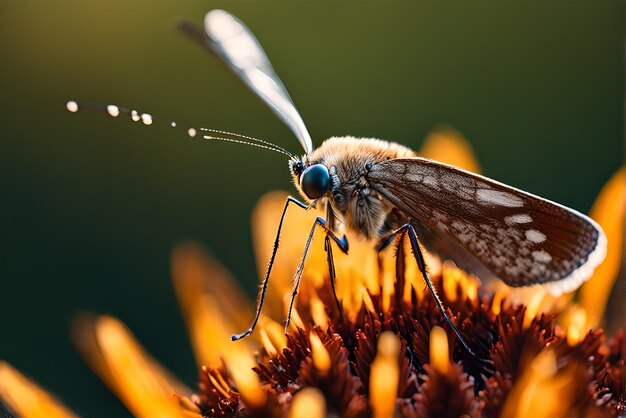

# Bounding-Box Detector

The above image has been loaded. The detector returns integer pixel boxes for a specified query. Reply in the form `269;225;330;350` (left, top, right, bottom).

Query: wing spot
525;229;547;244
532;250;552;263
505;214;533;225
476;189;524;208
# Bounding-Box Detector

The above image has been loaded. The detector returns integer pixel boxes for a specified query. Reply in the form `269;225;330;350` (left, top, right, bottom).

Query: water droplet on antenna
188;128;197;138
66;101;79;113
131;110;140;122
106;105;120;117
141;113;153;125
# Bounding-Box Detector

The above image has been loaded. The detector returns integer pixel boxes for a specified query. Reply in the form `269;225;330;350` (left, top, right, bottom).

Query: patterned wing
367;158;606;295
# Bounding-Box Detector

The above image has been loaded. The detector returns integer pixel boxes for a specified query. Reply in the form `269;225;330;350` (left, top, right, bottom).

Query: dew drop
170;122;176;127
106;105;120;117
187;128;197;138
141;113;153;125
66;101;79;113
131;110;140;122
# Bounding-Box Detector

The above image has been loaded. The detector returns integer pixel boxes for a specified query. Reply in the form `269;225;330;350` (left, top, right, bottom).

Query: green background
1;1;623;416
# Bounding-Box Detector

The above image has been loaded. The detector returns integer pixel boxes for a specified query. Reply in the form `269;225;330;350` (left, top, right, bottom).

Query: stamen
566;306;588;346
260;318;287;352
443;263;459;302
429;326;450;374
370;332;400;418
360;286;376;313
288;387;326;418
309;332;331;372
225;351;266;409
310;293;329;329
259;328;278;356
523;288;546;330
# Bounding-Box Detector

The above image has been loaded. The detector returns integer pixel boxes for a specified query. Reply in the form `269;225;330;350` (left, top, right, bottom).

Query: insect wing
179;10;312;154
367;158;607;296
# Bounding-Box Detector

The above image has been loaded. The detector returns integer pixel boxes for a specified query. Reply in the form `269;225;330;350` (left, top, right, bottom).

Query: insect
67;9;606;356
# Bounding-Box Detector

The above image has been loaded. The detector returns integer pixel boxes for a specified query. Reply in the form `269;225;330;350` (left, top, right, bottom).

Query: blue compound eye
300;164;330;199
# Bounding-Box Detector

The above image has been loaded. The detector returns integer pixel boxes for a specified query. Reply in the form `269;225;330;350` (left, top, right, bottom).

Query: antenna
65;100;297;159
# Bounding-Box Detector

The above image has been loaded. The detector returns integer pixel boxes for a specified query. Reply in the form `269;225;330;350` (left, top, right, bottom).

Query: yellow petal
0;361;75;418
419;125;481;173
170;243;254;368
579;167;625;327
369;332;400;418
171;243;252;333
288;387;326;418
73;315;191;418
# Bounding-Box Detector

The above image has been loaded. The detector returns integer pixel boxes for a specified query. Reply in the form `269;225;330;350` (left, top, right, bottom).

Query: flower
0;127;624;417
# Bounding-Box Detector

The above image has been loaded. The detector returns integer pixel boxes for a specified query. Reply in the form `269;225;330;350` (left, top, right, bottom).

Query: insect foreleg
324;204;346;320
380;222;477;357
285;216;348;333
231;196;308;341
324;234;344;320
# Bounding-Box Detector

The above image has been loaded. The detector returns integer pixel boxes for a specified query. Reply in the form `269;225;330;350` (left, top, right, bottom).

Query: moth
67;10;606;355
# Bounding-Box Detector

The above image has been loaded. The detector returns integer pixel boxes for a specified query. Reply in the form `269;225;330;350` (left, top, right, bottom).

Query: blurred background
0;1;623;416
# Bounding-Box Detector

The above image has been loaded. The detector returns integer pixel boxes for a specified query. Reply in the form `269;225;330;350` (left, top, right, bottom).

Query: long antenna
65;100;296;159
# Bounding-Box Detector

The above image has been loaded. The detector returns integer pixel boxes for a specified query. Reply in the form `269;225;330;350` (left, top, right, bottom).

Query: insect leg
325;204;345;319
231;196;307;341
285;217;348;333
324;235;344;320
380;223;477;357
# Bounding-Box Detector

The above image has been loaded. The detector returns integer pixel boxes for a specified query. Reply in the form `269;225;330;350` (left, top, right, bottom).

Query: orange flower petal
419;125;481;173
171;243;253;333
170;243;255;368
73;315;193;418
579;167;625;327
0;361;75;418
